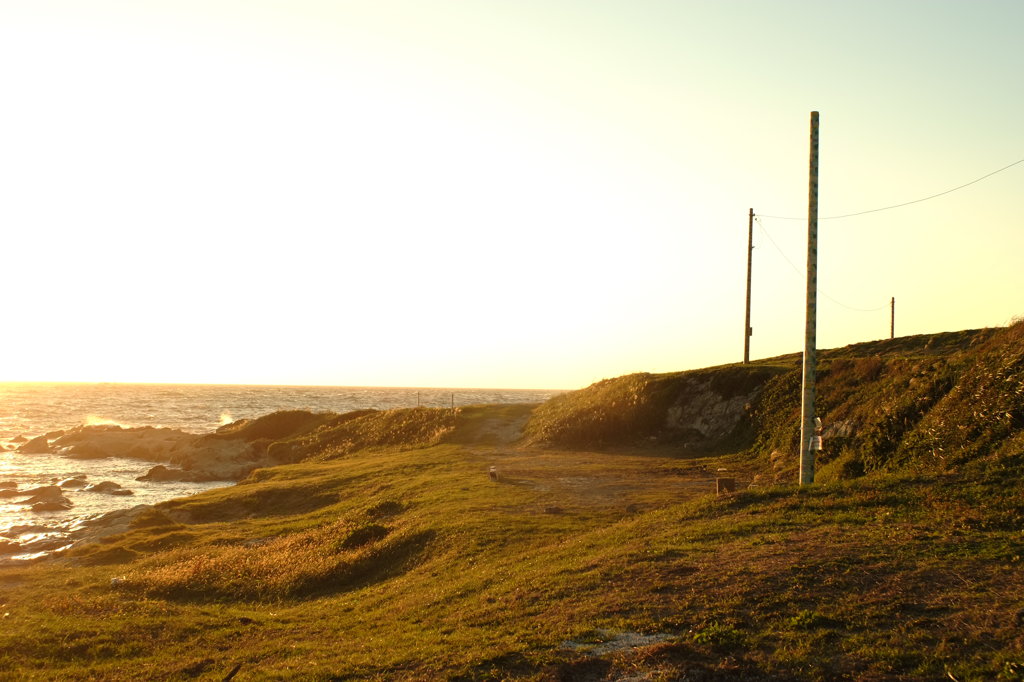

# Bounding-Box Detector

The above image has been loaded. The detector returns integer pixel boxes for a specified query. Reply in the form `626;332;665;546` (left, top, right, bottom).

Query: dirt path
473;447;752;513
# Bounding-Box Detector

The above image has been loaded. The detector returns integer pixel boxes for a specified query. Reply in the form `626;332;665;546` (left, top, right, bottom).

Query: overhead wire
754;217;889;313
757;157;1024;221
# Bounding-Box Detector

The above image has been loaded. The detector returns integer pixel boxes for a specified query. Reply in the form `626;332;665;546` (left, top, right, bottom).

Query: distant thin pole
890;297;895;339
744;208;754;364
799;111;820;487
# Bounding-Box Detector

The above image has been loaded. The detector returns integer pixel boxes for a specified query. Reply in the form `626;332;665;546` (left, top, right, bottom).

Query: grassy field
2;326;1023;680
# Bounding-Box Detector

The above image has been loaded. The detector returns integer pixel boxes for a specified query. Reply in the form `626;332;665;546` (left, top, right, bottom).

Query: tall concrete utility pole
799;111;820;486
744;208;754;364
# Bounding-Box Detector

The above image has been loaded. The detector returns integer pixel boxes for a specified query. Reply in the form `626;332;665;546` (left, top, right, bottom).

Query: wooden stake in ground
744;207;754;364
891;296;895;339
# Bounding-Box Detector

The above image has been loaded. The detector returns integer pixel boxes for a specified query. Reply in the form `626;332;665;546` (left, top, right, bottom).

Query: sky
1;0;1022;389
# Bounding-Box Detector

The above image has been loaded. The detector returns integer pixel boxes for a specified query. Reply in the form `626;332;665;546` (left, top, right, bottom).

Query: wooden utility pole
744;208;754;364
890;297;895;339
799;111;820;487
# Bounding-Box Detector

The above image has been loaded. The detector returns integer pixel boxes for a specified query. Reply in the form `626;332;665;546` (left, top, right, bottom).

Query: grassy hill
1;324;1023;680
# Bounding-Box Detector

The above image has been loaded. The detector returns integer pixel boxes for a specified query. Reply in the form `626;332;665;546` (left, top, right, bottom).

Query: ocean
0;383;561;559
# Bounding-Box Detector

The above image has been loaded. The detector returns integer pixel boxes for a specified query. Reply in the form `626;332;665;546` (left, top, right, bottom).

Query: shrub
691;621;743;649
270;408;457;463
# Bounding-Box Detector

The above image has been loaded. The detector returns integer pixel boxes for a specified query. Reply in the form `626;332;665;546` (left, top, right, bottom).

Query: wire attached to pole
754;217;889;312
758;157;1024;221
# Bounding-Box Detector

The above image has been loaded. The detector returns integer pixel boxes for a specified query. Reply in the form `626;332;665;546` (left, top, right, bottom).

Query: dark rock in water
75;480;134;496
136;465;178;482
0;489;24;499
136;464;216;482
125;444;154;460
66;443;111;459
0;539;21;555
16;485;65;502
57;476;88;489
47;421;280;482
83;481;126;494
17;486;74;512
11;435;27;444
0;480;17;490
19;435;52;454
44;430;66;440
31;500;73;512
53;425;196;463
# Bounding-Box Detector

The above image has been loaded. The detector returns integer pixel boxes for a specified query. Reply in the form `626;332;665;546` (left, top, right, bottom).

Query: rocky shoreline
2;415;305;562
0;503;154;561
13;421;281;481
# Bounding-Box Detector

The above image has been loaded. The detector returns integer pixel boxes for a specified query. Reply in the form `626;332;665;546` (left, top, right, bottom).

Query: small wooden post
890;297;895;339
744;208;754;364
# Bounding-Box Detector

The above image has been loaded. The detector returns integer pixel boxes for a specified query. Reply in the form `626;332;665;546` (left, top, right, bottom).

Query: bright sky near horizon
1;0;1022;389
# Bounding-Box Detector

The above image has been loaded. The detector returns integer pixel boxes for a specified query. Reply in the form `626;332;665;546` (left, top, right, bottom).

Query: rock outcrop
136;465;221;483
33;413;332;482
18;435;52;454
522;364;780;450
15;485;65;501
662;375;758;443
83;481;133;496
67;505;152;546
16;486;73;512
38;425;254;480
10;411;351;490
54;425;195;461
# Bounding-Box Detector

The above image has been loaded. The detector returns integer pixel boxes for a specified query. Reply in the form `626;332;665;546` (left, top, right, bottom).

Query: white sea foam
83;415;135;429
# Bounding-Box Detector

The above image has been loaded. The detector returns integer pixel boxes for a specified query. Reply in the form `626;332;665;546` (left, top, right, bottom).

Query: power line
754;217;888;313
820;292;889;313
758;157;1024;221
754;216;802;275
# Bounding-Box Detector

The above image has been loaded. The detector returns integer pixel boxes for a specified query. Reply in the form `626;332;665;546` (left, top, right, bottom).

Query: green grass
2;323;1024;680
3;438;1023;680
